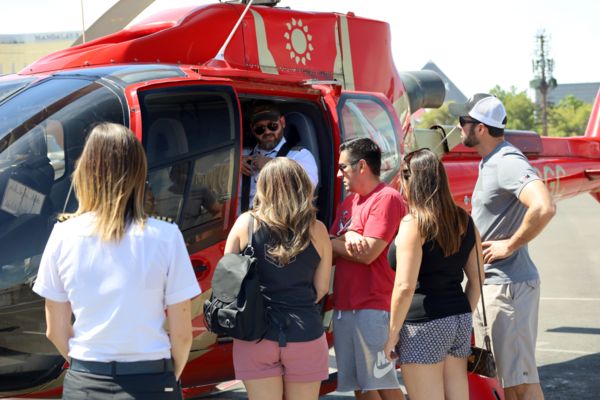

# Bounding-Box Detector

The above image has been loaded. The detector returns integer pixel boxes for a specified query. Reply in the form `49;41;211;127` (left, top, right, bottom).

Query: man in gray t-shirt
450;94;555;400
472;142;541;284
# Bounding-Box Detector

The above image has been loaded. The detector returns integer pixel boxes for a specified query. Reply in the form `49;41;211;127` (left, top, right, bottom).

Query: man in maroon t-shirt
330;138;405;400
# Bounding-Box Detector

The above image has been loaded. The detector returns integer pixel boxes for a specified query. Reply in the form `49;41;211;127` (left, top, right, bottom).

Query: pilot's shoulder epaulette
56;214;75;223
150;215;174;224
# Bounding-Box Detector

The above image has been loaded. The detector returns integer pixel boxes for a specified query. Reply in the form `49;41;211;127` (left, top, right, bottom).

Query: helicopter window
52;65;186;85
0;120;64;184
0;79;90;141
141;90;236;168
149;161;188;223
0;77;124;293
338;96;400;183
148;147;233;231
0;76;36;104
110;66;186;84
146;118;189;165
180;148;232;230
140;86;239;248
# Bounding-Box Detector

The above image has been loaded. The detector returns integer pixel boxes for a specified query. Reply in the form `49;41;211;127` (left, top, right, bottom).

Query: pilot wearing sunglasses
239;101;318;212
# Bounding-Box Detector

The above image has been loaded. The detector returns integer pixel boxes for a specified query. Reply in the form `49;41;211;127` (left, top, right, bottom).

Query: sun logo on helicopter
284;18;314;65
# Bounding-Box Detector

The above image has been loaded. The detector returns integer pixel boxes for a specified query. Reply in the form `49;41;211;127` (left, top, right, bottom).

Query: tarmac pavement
530;194;600;399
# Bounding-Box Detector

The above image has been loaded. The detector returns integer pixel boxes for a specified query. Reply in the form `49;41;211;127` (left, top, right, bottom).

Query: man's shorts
333;309;401;392
473;279;541;388
395;313;472;364
232;334;329;383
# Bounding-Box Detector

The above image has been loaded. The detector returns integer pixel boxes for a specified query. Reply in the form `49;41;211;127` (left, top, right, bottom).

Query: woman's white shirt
33;214;201;362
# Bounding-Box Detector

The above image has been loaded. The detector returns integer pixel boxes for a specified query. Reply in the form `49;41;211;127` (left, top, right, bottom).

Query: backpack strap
241;174;251;212
243;214;255;256
276;140;296;157
241;149;254;212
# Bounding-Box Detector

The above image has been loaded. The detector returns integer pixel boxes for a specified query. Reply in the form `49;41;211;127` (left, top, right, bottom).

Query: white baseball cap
449;93;507;129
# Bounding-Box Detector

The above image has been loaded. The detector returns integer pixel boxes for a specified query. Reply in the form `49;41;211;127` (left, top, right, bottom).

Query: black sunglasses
459;116;481;127
402;148;429;180
253;121;280;135
338;159;360;172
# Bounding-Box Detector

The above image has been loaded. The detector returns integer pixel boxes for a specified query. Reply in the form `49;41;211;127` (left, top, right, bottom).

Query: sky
0;0;598;97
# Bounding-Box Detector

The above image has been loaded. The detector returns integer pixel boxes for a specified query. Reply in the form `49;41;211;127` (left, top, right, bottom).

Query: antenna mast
215;0;254;60
530;30;557;136
80;0;86;44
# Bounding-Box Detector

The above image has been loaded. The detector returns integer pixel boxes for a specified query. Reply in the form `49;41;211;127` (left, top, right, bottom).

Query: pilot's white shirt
239;137;319;212
33;213;201;362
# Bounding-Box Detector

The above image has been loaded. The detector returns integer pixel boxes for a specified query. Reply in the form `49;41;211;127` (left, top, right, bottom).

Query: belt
70;358;174;376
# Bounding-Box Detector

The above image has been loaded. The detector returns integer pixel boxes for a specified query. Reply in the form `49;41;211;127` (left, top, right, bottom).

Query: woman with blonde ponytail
225;157;332;400
33;123;200;399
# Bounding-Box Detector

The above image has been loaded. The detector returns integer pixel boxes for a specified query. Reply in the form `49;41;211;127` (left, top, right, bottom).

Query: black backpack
203;215;269;341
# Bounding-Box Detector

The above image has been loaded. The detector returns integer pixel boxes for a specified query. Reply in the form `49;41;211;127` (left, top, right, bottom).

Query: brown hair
252;157;317;265
71;123;147;241
402;149;468;256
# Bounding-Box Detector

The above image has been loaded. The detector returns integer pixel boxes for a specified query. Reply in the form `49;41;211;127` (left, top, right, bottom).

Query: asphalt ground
13;194;599;400
204;194;600;400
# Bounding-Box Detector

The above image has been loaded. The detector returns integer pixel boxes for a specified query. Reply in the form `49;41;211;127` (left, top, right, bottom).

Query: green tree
547;95;592;137
414;85;591;138
415;103;456;128
490;86;537;131
417;86;538;132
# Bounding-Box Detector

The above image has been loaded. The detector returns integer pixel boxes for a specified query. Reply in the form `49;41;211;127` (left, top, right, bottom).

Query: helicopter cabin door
335;92;403;187
137;83;241;376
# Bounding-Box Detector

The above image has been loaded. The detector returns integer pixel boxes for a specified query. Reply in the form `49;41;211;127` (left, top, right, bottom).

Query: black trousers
63;369;182;400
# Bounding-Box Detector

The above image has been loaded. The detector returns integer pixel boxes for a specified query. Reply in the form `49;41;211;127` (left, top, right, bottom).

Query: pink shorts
233;334;329;383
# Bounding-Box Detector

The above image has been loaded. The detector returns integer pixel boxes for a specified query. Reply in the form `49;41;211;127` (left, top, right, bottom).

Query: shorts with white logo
395;313;472;365
333;309;401;392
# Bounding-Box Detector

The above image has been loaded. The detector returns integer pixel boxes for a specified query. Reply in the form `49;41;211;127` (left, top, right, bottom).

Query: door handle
190;256;211;281
191;259;210;280
193;264;208;273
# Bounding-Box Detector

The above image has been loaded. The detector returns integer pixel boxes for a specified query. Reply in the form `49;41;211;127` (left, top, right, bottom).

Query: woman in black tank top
383;149;484;400
224;158;332;400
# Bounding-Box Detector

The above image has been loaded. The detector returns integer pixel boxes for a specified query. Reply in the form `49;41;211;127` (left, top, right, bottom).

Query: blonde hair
252;158;316;265
71;123;147;241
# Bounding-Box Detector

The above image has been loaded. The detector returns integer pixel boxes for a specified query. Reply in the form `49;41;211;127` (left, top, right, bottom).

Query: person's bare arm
464;227;484;312
331;232;389;265
44;299;73;361
384;216;422;361
167;299;193;380
224;212;252;254
482;180;556;263
311;220;333;302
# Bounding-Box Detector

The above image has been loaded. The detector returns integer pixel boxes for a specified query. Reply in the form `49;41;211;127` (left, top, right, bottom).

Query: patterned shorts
395;313;472;365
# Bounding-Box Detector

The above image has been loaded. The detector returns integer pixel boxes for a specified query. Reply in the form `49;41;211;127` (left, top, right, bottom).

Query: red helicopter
1;1;600;398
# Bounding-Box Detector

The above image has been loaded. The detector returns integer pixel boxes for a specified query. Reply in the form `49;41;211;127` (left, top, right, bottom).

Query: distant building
536;82;600;106
421;61;467;104
0;32;79;75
